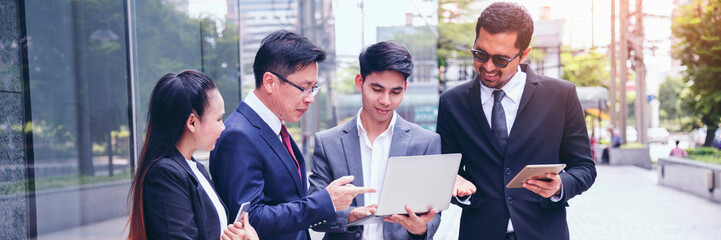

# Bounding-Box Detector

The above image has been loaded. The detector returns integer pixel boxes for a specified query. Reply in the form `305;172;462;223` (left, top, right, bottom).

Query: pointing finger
349;186;376;195
332;176;355;186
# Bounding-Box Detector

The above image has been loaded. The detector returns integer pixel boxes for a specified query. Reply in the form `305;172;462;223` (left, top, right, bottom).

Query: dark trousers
505;232;516;240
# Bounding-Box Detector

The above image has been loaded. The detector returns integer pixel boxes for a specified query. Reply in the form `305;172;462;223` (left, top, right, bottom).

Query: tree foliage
672;0;721;146
560;48;609;87
437;0;478;68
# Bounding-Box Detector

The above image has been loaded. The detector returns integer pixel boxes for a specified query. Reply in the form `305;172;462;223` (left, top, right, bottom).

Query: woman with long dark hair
126;70;258;240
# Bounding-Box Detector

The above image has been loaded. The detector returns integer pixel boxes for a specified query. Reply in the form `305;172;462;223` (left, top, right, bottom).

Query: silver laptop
347;153;462;226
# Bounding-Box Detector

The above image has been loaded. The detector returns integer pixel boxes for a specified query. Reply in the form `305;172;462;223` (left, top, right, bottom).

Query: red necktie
280;123;302;181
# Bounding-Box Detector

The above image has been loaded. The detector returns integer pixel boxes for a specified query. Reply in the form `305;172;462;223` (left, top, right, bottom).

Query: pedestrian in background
669;140;688;157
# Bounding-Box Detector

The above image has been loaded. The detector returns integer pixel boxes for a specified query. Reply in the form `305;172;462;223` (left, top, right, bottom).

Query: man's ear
186;113;198;133
355;73;364;92
519;47;532;63
262;72;276;94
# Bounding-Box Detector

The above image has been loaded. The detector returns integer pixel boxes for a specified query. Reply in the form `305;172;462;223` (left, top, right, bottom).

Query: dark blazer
143;149;226;240
210;101;336;240
437;64;596;240
308;116;442;240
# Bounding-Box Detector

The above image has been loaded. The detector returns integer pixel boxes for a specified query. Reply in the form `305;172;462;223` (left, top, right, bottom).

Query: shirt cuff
550;184;564;202
455;195;472;205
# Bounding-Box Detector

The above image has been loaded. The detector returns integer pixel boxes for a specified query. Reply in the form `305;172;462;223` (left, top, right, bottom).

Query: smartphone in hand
235;202;251;223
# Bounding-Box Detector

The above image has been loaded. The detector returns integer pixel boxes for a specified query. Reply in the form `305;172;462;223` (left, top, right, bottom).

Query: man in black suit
437;2;596;240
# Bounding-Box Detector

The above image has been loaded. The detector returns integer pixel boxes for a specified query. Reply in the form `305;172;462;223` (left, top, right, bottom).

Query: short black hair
475;2;534;50
253;30;327;88
358;41;413;81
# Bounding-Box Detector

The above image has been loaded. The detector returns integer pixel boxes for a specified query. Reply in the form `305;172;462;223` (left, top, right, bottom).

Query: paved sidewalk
566;165;721;239
312;165;721;239
39;166;721;239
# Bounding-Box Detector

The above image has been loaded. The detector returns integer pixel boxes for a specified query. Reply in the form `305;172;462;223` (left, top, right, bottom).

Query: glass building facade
0;0;437;239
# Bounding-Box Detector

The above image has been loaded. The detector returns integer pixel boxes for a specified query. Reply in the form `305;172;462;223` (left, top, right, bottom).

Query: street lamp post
90;23;118;176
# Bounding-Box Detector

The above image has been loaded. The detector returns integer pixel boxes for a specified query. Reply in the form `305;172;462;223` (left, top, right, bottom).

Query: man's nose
482;59;496;72
379;93;391;105
304;93;314;103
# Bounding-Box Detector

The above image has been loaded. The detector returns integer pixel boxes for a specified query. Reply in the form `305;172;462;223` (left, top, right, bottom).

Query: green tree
561;48;609;87
437;0;479;88
658;76;697;131
658;76;685;121
672;0;721;146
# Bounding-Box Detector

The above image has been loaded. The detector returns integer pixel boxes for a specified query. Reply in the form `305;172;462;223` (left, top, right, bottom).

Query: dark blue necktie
492;90;508;151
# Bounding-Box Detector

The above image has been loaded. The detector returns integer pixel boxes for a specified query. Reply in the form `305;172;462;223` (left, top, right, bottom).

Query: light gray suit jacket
308;115;442;240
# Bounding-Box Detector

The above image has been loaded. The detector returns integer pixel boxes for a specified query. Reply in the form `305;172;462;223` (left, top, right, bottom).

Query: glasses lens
491;56;510;68
472;50;489;62
310;85;320;96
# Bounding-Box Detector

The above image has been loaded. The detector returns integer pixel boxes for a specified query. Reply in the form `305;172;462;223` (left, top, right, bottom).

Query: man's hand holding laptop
348;204;377;223
385;206;438;235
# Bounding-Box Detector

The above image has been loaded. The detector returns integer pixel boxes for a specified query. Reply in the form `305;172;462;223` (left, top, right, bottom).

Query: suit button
507;197;513;204
505;168;511;175
355;232;361;238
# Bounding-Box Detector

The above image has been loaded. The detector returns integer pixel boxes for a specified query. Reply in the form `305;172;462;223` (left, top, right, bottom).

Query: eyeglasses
470;49;524;68
268;71;320;97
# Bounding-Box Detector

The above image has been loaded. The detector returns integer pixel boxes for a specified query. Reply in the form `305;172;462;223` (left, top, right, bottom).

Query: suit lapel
196;160;228;213
239;102;304;196
466;77;504;156
340;117;365;205
167;149;198;184
388;117;411;158
515;64;538;125
509;64;539;138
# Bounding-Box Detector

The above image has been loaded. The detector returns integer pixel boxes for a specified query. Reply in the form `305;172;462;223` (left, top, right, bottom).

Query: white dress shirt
185;159;228;234
245;90;283;142
357;108;397;240
458;66;563;233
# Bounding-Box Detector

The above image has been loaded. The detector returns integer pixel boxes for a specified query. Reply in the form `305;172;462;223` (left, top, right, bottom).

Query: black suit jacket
143;149;226;240
437;64;596;240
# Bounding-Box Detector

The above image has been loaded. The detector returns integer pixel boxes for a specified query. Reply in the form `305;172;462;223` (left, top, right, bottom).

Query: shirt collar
356;108;397;139
244;90;282;136
480;65;526;105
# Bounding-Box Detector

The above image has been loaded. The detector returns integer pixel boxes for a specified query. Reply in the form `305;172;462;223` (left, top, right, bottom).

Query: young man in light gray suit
308;41;447;240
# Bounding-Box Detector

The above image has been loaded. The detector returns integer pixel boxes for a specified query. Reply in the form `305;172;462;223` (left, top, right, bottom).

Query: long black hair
126;69;216;240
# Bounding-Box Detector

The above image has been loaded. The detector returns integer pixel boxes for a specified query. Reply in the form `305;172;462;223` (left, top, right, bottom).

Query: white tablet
505;164;566;188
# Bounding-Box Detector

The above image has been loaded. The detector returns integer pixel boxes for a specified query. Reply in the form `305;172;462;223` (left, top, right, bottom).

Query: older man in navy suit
437;3;597;240
210;31;374;240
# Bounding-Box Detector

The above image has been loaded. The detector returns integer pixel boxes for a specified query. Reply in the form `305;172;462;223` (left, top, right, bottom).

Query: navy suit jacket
210;101;336;240
437;64;596;240
143;149;225;240
308;115;442;240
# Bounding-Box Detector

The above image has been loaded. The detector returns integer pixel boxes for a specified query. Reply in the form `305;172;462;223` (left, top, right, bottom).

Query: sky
333;0;438;56
184;0;678;93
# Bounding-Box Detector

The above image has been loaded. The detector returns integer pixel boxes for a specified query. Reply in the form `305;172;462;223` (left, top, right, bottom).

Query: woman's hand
240;213;259;240
221;221;245;240
222;213;259;240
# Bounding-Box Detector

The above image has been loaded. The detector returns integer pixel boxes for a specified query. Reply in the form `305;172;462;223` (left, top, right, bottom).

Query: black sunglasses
268;71;320;97
470;49;524;68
